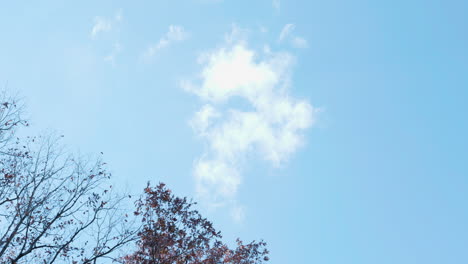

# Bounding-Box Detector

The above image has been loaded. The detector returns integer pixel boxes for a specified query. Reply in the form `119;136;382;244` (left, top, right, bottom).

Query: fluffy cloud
184;30;316;220
194;159;241;204
145;25;189;58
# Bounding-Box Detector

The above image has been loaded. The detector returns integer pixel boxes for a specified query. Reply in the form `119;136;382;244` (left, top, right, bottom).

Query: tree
0;91;27;149
123;183;269;264
0;90;270;263
0;94;136;263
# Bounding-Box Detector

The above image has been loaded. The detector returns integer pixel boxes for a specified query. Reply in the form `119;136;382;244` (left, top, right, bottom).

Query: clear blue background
1;1;467;263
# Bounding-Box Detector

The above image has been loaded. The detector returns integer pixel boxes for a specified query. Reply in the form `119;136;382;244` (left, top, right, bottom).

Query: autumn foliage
123;183;269;264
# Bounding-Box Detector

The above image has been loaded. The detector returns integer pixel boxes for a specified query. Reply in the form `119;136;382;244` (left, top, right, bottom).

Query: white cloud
292;36;308;49
184;28;316;219
231;205;245;223
90;10;123;39
115;9;123;22
279;23;309;49
194;159;241;205
273;0;281;11
224;24;249;44
279;23;295;42
91;17;112;38
190;104;220;137
104;42;122;65
145;25;189;58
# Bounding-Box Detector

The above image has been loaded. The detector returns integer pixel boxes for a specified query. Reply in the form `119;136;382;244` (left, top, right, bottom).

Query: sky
1;0;468;263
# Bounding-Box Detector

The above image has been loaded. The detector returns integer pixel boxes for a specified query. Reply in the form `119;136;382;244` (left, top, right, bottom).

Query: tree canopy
123;183;269;264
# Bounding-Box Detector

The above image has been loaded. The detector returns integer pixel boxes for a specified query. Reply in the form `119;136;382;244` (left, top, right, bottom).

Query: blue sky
1;0;468;263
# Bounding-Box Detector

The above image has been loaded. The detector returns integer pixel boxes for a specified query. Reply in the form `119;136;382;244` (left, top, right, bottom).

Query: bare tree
0;93;137;263
0;90;27;151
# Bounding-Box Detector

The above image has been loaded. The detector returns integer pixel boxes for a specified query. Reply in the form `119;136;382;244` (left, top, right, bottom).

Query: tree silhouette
0;94;137;263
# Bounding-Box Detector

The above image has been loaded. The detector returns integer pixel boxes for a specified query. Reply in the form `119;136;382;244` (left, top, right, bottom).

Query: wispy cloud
231;205;245;223
90;10;122;39
279;24;295;42
104;42;122;66
115;9;123;22
183;27;316;221
279;23;308;49
91;17;112;38
273;0;281;11
144;25;189;58
292;36;308;49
